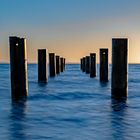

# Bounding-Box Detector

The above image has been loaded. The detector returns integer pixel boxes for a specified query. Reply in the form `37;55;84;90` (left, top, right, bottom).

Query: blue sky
0;0;140;63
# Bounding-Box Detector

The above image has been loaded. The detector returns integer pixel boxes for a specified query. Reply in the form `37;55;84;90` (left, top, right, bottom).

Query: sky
0;0;140;63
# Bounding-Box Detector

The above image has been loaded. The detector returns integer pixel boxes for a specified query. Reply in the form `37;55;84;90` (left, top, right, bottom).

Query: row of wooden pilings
80;38;128;100
38;51;65;82
10;36;66;101
80;49;108;81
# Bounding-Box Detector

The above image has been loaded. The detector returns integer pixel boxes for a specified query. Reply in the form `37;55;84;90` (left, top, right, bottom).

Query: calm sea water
0;64;140;140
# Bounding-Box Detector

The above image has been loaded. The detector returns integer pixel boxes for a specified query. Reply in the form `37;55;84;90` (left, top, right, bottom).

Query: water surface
0;64;140;140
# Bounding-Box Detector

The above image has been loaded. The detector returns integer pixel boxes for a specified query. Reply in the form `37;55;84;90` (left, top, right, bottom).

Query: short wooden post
64;58;66;71
100;49;108;82
85;56;90;74
49;53;56;77
38;49;48;83
56;55;60;74
82;57;86;72
60;57;64;72
90;53;96;77
80;58;83;70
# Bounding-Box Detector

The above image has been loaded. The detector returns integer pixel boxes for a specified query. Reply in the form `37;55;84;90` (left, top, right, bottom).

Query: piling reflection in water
9;101;27;140
111;98;127;111
99;81;109;87
110;98;127;139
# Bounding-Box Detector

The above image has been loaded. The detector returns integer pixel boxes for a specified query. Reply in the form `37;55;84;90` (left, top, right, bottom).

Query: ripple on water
0;64;140;139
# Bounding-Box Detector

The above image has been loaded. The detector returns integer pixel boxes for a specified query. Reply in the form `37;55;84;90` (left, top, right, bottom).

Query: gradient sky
0;0;140;63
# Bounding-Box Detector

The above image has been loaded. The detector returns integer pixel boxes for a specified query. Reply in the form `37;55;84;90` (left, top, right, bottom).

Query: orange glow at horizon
1;34;140;64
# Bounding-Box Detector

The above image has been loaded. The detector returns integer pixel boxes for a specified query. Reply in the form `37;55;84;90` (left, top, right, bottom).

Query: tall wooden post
9;36;28;101
112;38;128;99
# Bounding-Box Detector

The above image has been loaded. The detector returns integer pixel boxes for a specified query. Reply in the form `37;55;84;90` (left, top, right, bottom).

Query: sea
0;64;140;140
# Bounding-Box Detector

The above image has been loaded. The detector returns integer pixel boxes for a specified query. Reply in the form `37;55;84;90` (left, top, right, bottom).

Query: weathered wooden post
82;57;86;72
38;49;48;83
100;49;108;82
60;57;64;72
85;56;90;74
80;58;83;71
90;53;96;78
112;38;128;99
49;53;56;77
56;55;60;74
64;58;66;71
9;36;28;101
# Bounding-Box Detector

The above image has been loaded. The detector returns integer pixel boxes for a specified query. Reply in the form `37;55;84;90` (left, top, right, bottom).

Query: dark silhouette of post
49;53;56;77
56;55;60;74
100;49;108;82
112;38;128;99
90;53;96;77
9;36;28;101
82;57;86;72
80;58;83;70
60;57;64;72
38;49;48;83
64;58;66;70
85;56;90;74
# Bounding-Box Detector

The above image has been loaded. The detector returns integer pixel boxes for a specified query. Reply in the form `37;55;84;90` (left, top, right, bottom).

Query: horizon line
0;62;140;65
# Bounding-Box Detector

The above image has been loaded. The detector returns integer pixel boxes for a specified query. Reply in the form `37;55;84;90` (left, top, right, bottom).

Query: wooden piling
82;57;86;72
9;36;28;101
80;58;83;71
64;58;66;70
60;57;64;72
49;53;56;77
56;55;60;74
38;49;48;83
90;53;96;77
111;38;128;99
100;49;108;82
85;56;90;74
